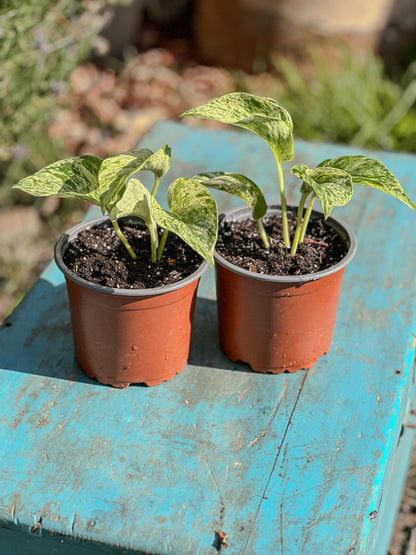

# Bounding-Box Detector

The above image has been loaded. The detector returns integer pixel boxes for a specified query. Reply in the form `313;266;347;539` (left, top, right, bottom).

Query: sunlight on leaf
319;155;416;211
99;145;171;212
292;163;354;218
181;92;294;163
12;155;103;204
110;177;153;224
153;178;218;267
193;171;267;220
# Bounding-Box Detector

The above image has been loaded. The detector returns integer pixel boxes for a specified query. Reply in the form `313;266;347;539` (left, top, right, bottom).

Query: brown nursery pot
55;217;208;388
214;205;357;373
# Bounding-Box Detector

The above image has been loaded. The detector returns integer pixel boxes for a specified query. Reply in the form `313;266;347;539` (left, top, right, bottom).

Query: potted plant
13;146;218;387
181;93;416;373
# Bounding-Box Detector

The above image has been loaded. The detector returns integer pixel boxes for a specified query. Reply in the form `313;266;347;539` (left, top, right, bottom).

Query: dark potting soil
216;213;348;276
63;220;203;289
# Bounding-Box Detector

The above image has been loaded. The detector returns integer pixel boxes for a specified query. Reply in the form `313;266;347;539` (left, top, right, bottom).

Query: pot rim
54;215;209;296
214;204;357;283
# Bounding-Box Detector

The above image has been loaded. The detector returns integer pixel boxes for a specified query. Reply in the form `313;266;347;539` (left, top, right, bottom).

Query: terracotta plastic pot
55;217;208;388
214;205;357;373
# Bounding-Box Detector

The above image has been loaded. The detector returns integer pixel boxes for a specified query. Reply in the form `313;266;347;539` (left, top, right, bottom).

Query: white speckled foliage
13;144;218;266
182;93;416;254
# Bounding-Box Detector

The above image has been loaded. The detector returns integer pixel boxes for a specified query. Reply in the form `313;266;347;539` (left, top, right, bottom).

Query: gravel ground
389;443;416;555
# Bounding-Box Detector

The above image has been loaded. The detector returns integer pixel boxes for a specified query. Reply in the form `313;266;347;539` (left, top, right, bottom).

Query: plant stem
298;192;317;244
112;220;137;259
151;175;160;196
290;192;308;256
157;228;169;261
275;155;290;248
149;224;159;263
257;218;270;249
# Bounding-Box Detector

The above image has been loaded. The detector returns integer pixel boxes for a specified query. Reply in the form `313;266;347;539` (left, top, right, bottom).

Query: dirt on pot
216;212;348;276
63;220;203;289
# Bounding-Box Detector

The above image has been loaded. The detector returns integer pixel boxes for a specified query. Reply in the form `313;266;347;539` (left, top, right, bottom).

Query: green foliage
0;1;131;194
182;92;294;164
291;164;353;219
152;178;218;266
11;155;103;203
192;172;267;220
98;147;171;211
268;47;416;152
318;155;416;211
182;93;416;255
181;93;293;247
13;146;218;267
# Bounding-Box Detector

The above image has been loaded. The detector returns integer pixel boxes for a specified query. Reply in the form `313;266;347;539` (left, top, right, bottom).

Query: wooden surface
0;121;415;554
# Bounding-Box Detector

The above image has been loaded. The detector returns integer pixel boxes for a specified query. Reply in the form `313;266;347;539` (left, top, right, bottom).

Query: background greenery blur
0;0;133;195
0;0;133;319
1;0;416;323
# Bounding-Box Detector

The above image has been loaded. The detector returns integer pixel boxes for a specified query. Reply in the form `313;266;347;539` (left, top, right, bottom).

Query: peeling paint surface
0;121;415;553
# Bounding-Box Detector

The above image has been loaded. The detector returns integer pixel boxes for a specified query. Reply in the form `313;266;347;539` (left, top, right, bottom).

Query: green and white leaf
181;92;294;163
291;163;354;218
193;171;267;220
99;145;172;212
110;177;158;244
153;178;218;267
319;155;416;210
12;155;103;204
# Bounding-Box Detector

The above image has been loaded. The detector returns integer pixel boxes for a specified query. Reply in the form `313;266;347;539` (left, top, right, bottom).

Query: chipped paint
0;122;415;553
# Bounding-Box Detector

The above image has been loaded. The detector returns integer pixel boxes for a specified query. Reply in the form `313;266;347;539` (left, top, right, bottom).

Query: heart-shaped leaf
110;177;153;226
153;178;218;267
193;171;267;220
291;163;354;218
13;155;103;204
181;92;294;163
319;155;416;210
110;177;159;261
111;177;218;266
99;145;171;212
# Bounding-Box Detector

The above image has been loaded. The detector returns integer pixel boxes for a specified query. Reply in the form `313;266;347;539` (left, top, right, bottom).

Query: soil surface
216;213;348;276
63;220;203;289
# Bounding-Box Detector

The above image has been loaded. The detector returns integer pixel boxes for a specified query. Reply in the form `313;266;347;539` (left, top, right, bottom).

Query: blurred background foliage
0;0;415;322
2;1;416;199
0;0;133;200
268;47;416;151
0;0;134;319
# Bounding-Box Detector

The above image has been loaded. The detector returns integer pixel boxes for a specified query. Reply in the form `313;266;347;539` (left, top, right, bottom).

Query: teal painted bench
0;121;415;554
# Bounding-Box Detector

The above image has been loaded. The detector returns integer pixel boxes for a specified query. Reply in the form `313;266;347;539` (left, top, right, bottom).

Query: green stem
157;228;169;261
149;223;159;263
290;192;308;256
298;192;316;244
112;220;137;259
275;155;290;248
151;175;160;197
257;218;270;249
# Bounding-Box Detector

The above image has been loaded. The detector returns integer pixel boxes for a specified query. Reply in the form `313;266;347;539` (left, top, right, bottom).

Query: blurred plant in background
0;0;133;200
0;0;132;321
239;45;416;152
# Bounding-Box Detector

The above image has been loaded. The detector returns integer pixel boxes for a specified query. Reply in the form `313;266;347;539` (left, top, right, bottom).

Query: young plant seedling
13;146;218;267
181;93;416;255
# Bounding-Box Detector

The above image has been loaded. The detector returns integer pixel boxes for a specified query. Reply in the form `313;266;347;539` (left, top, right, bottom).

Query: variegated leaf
99;145;171;211
291;163;354;218
319;155;416;210
181;92;294;163
110;177;156;232
12;155;103;204
193;171;267;220
152;178;218;267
